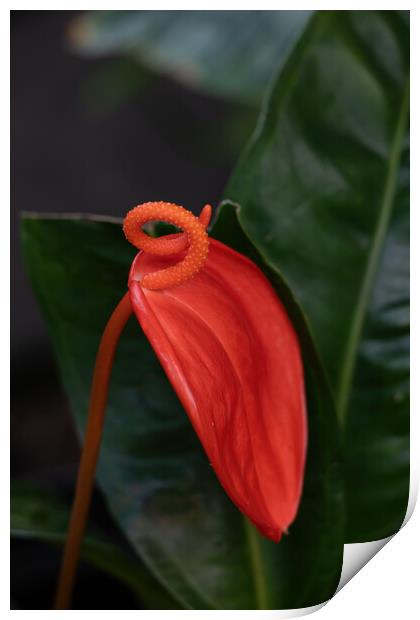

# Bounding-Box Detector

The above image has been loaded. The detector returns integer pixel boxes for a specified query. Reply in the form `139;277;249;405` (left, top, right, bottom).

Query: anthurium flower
124;201;307;541
56;201;307;609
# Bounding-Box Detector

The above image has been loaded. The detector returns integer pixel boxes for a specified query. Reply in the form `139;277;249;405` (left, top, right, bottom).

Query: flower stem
54;291;133;609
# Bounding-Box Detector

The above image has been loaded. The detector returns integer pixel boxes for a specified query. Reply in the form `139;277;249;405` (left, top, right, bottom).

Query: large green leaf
10;481;181;609
22;212;343;609
225;10;409;541
70;10;312;104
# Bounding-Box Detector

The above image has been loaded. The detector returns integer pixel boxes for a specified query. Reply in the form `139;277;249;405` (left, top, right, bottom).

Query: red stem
54;292;133;609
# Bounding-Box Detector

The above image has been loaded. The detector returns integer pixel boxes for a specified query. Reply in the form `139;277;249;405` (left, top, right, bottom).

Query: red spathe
128;238;307;542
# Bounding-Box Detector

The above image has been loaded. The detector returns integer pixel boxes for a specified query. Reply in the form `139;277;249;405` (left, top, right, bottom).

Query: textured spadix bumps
125;202;307;541
124;202;211;290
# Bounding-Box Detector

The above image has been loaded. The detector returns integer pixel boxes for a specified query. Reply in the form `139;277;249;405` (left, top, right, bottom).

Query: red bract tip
125;202;307;541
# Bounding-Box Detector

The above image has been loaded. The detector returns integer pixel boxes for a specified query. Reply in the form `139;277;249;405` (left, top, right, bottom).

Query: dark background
11;10;250;609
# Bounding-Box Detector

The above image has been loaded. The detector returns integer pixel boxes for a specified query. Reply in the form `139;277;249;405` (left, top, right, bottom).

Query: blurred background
13;9;313;609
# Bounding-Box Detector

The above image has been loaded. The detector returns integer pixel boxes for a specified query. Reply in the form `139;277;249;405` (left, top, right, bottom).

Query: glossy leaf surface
70;10;311;104
22;213;343;609
225;10;409;541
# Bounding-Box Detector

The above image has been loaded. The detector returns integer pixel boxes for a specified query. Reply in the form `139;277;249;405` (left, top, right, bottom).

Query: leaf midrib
336;79;410;425
244;517;269;609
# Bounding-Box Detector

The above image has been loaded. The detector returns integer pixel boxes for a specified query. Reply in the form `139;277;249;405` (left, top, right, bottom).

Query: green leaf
11;480;181;609
225;10;409;541
69;10;312;104
21;213;344;609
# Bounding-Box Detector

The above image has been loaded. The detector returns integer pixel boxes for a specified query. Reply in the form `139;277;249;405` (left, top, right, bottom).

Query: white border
6;4;417;617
